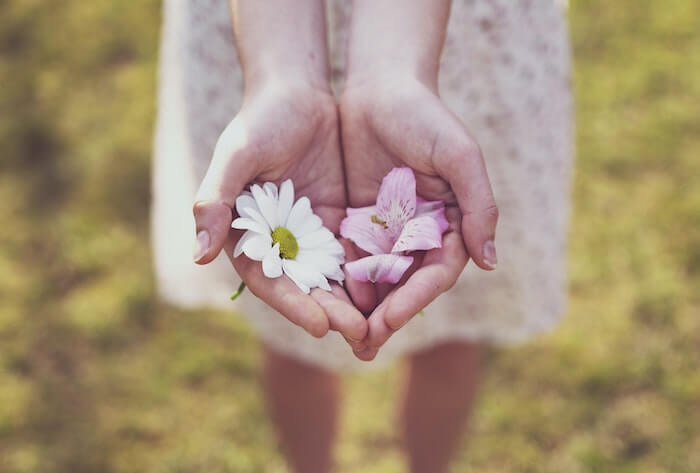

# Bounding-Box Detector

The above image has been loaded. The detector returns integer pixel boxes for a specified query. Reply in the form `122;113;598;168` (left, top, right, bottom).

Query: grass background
1;0;699;471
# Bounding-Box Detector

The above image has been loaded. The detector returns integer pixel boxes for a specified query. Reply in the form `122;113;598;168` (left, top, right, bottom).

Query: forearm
230;0;330;91
345;0;451;89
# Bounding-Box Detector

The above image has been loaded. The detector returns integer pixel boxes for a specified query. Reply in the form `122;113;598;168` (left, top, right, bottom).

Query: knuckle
192;200;233;223
307;313;330;339
350;317;369;340
450;138;483;164
439;266;460;292
484;203;500;223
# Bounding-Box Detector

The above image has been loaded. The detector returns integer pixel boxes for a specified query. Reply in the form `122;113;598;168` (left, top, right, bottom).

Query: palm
339;78;494;359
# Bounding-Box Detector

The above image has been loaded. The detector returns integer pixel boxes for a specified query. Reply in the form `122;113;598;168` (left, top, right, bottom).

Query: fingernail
483;240;498;269
193;230;210;262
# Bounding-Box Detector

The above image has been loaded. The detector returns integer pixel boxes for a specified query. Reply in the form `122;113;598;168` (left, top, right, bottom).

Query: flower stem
230;282;246;301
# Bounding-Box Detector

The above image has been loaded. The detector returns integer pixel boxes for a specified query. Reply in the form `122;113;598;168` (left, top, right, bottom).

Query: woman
152;1;573;472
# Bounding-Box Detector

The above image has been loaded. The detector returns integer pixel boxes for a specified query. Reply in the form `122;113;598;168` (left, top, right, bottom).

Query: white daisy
231;179;345;294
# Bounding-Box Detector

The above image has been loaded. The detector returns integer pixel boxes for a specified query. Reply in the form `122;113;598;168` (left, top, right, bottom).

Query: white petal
251;184;278;229
296;250;345;281
278;179;294;226
326;267;345;283
242;206;270;229
262;243;283;278
317;275;331;291
286;197;312;235
231;217;269;235
233;231;255;258
292;213;323;238
297;228;336;249
316;240;345;259
241;233;272;261
282;259;326;294
263;182;278;201
236;194;268;227
235;194;257;218
282;259;310;294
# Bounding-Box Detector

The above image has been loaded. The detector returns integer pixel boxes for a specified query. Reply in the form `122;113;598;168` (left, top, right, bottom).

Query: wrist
243;68;332;99
344;62;439;94
243;61;331;96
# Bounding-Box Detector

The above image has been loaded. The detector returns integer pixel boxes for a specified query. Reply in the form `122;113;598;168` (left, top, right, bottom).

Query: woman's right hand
192;79;369;344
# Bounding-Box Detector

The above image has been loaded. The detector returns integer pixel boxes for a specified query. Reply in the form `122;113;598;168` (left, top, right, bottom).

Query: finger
344;335;367;352
365;301;396;349
227;238;330;338
193;118;258;265
383;227;468;331
352;346;379;362
312;284;368;342
340;239;377;314
362;255;423;349
437;134;499;271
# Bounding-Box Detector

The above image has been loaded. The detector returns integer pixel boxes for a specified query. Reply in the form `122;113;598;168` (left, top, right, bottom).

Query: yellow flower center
271;226;299;259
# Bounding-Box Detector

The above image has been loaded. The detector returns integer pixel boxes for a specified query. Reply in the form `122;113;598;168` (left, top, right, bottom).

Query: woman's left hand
339;74;499;360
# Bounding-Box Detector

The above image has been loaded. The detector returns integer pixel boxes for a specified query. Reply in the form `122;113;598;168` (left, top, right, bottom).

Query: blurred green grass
1;0;699;472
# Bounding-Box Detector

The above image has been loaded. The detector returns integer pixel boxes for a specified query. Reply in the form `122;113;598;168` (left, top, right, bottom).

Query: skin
192;1;495;472
341;0;499;360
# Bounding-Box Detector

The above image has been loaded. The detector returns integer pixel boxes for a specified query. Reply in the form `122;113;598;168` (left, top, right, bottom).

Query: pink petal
345;254;413;284
391;215;444;253
415;197;449;233
376;167;417;237
340;213;394;255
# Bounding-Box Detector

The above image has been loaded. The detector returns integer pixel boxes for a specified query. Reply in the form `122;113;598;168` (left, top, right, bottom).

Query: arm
230;0;330;91
346;0;451;90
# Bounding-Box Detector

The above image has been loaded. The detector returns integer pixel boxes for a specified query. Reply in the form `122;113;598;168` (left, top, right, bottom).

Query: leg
399;341;483;473
261;343;340;473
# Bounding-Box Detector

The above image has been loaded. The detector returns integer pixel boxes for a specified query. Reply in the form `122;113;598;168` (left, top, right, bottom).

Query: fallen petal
345;254;413;284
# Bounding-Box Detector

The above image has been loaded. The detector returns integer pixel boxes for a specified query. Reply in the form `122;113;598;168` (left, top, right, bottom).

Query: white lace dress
152;0;574;371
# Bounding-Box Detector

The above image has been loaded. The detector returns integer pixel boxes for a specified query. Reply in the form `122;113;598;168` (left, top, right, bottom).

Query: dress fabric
151;0;575;371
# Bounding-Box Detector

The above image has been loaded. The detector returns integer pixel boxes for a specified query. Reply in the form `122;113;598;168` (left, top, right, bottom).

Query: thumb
427;107;498;271
439;136;499;271
192;120;258;265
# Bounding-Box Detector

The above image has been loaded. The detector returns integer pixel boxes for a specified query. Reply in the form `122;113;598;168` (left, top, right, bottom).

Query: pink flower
340;167;449;283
